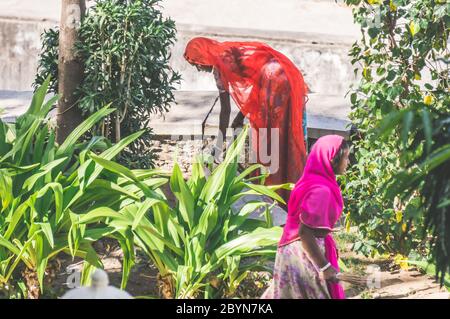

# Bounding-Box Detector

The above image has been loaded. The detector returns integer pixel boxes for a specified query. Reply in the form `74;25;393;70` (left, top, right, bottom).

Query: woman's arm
298;222;339;282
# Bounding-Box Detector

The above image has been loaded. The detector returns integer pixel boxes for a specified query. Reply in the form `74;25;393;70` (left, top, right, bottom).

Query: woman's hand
321;266;339;283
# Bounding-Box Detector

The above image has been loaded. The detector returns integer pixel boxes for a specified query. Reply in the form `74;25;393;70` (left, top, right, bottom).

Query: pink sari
278;135;346;299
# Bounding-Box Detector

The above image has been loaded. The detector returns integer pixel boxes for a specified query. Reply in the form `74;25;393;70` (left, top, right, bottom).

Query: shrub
0;78;148;298
342;0;449;282
34;0;181;169
90;125;289;298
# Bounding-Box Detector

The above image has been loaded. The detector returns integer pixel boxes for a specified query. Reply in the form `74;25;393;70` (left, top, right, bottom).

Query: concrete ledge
149;91;350;138
0;16;58;24
0;90;33;120
1;90;351;139
176;23;356;47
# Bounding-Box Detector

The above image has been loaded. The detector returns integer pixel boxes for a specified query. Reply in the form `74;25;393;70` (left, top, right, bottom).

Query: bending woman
262;135;350;299
184;37;308;204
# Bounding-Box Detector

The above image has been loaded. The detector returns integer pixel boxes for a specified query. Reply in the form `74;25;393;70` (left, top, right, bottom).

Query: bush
340;137;426;257
35;0;181;169
90;125;289;298
342;0;449;281
0;78;147;298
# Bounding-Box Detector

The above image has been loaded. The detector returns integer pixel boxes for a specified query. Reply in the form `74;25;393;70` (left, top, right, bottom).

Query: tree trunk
57;0;86;144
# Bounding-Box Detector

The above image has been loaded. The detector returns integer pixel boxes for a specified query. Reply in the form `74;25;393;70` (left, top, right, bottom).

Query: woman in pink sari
262;135;350;299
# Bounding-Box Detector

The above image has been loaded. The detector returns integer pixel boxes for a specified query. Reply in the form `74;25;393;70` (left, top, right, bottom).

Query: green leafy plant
340;138;426;257
342;0;449;282
89;125;288;298
0;78;151;298
34;28;59;94
34;0;181;169
379;104;450;284
1;81;284;299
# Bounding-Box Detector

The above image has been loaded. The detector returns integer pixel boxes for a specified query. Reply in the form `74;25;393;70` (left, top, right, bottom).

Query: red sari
184;37;308;203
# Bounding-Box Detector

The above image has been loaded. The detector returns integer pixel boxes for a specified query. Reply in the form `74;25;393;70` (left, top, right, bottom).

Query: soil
42;239;160;299
338;240;449;299
343;256;450;299
43;235;449;299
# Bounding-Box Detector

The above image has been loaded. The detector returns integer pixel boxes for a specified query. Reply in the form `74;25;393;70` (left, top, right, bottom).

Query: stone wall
0;18;357;96
0;17;56;91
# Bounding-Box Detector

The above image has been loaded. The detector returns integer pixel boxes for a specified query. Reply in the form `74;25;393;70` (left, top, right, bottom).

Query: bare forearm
299;224;329;269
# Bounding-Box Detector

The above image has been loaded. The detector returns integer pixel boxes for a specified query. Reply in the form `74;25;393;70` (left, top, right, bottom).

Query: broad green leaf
78;207;129;224
56;104;115;157
421;108;432;154
0;171;13;210
170;163;194;229
132;198;162;230
67;130;144;208
89;153;162;200
3;202;28;240
23;157;67;191
401;111;414;146
37;222;55;248
242;182;285;205
18;75;50;120
214;227;282;261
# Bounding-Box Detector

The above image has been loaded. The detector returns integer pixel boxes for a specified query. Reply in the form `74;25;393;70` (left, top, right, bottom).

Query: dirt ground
43;234;449;299
338;241;450;299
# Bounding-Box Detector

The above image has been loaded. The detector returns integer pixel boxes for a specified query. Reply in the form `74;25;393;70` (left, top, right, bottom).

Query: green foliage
34;0;181;169
91;125;287;298
0;78;185;298
340;137;426;256
0;78;142;296
34;28;59;94
380;104;450;285
343;0;449;282
1;82;283;298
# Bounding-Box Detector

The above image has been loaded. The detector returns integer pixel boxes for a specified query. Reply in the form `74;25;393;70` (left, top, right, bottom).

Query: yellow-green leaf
409;21;419;36
395;210;403;223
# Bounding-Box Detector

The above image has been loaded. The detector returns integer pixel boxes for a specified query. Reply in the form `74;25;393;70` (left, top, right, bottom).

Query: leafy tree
35;0;181;168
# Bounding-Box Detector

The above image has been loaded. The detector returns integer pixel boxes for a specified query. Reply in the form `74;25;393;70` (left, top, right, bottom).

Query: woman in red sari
184;37;308;203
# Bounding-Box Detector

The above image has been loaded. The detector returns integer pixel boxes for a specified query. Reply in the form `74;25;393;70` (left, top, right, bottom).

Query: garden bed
38;230;449;299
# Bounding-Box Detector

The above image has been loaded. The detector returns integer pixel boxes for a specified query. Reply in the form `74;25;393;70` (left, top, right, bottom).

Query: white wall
0;0;359;93
162;0;359;37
